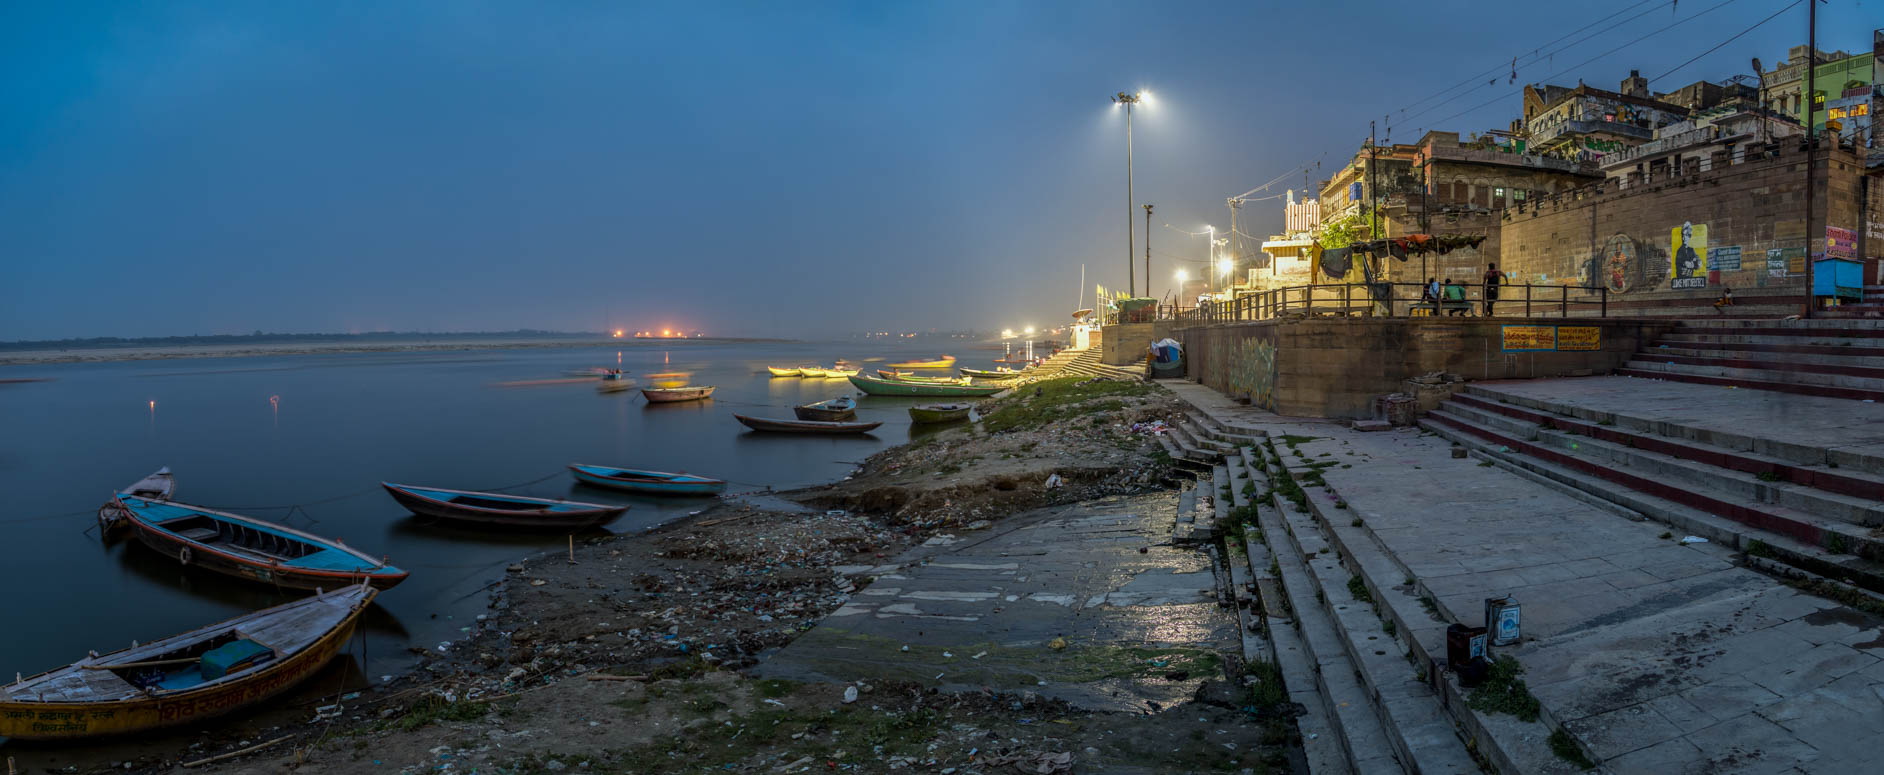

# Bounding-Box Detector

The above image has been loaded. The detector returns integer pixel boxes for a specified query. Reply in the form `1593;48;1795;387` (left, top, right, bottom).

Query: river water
0;340;993;699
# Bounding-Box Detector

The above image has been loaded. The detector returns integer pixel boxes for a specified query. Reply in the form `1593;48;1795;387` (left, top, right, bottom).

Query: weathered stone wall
1494;140;1873;300
1177;318;1676;418
1100;321;1175;366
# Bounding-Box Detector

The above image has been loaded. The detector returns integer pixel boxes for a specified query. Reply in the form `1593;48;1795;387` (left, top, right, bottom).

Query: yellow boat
0;584;374;740
886;355;957;369
798;367;831;378
820;367;859;377
767;367;802;378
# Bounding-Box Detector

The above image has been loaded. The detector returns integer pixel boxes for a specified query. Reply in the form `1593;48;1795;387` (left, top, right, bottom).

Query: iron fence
1165;282;1609;324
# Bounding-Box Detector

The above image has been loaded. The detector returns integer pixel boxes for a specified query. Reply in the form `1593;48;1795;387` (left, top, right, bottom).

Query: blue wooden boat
569;464;727;496
112;497;408;590
382;482;628;529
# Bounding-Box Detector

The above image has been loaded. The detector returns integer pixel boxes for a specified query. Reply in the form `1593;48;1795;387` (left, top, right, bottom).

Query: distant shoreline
0;336;796;367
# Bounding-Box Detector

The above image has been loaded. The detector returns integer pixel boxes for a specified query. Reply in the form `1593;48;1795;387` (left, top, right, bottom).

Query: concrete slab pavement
754;491;1242;713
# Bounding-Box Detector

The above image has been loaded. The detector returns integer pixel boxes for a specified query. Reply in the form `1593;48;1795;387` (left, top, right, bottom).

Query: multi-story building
1599;101;1804;187
1315;141;1418;222
1758;44;1855;126
1520;72;1691;161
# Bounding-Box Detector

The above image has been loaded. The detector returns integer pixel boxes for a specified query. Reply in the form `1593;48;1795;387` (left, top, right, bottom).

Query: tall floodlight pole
1113;91;1148;296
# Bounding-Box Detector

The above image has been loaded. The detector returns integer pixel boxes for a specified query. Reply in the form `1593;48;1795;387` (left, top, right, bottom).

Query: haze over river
0;340;996;686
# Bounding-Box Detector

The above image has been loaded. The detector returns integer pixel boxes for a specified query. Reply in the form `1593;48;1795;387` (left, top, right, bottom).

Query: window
1494;187;1506;201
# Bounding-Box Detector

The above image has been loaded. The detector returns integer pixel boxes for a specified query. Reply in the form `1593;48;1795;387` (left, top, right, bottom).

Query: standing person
1482;263;1502;317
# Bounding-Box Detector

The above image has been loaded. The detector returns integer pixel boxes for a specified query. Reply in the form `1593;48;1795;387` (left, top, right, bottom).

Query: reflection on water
0;341;999;702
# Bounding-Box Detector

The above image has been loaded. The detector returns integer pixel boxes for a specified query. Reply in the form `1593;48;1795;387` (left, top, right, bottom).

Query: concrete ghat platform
754;491;1240;713
1161;379;1884;773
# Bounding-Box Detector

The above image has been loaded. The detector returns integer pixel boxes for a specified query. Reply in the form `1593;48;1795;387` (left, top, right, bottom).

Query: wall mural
1580;233;1639;294
1224;335;1278;411
1669;221;1708;290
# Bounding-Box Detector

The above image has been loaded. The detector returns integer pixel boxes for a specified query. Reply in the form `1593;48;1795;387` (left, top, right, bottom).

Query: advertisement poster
1826;226;1858;260
1501;325;1556;352
1766;248;1791;278
1557;327;1601;351
1709;246;1742;272
1670;222;1708;289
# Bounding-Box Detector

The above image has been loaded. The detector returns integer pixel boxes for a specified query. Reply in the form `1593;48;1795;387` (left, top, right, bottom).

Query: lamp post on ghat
1112;90;1150;296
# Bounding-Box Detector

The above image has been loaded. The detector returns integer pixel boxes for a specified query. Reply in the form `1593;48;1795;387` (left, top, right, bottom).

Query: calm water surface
0;340;989;689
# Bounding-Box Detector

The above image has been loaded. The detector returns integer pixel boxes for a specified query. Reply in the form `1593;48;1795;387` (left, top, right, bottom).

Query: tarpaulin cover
1151;338;1182;364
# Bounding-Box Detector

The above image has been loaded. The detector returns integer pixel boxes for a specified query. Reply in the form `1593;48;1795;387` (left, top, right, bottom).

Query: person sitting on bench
1442;278;1470;316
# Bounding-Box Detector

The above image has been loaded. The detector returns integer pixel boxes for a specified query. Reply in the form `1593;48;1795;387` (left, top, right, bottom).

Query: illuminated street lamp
1112;90;1150;296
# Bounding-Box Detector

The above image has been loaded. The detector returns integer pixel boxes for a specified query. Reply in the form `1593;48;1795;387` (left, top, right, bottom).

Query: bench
1408;301;1474;316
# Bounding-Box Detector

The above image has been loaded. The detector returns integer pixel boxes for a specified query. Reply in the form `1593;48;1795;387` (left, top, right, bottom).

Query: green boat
958;367;1023;379
908;403;973;423
848;373;1006;397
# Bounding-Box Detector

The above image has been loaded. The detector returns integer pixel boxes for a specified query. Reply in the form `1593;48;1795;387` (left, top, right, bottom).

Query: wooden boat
123;467;176;500
877;371;969;385
0;584;375;741
642;385;716;402
766;367;802;378
568;464;726;496
958;367;1022;379
734;414;882;434
848;373;1005;397
565;367;612;377
382;483;628;528
596;372;636;393
909;403;973;424
820;367;860;377
110;497;407;590
886;356;956;369
794;396;857;421
646;371;693;388
798;367;831;378
100;467;178;533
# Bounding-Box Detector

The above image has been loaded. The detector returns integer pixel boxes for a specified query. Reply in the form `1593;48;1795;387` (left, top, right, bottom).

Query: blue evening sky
2;1;1875;339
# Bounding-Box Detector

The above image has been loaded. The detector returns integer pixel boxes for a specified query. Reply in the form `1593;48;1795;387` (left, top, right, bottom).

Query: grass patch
1550;728;1596;769
1659;531;1673;540
1827;533;1849;555
1381;619;1396;636
1277;434;1323;447
1747;539;1775;558
1347;575;1373;603
979;377;1154;434
1467;656;1541;723
390;695;489;732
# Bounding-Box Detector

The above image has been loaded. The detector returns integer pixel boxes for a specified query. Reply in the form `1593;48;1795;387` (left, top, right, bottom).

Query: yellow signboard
1501;325;1556;352
1557;327;1601;351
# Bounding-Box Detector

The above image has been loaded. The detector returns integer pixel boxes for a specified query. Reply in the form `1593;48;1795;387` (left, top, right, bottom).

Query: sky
2;0;1878;340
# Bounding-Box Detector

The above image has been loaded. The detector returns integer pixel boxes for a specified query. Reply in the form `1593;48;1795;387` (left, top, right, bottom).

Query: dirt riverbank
7;378;1297;774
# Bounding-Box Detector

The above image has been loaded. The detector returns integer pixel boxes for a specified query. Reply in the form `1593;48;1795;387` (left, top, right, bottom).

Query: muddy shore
7;378;1295;774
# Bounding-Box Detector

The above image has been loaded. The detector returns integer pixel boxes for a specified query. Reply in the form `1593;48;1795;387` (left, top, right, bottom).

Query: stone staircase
1617;318;1884;401
1164;399;1483;774
1820;283;1884;319
1018;347;1148;382
1153;400;1266;470
1422;382;1884;593
1227;445;1484;774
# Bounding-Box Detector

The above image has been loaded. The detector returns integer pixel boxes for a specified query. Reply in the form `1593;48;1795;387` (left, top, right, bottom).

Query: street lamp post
1113;91;1148;297
1204;225;1216;296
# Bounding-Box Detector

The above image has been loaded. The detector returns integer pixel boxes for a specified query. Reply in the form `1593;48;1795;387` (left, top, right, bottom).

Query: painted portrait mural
1669;221;1708;290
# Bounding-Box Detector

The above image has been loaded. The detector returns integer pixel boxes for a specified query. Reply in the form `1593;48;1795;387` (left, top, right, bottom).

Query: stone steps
1420;409;1884;596
1155;431;1214;471
1654;333;1884;351
1463;383;1884;476
1442;394;1884;526
1645;344;1884;369
1626;352;1884;385
1237;446;1483;775
1615;362;1884;402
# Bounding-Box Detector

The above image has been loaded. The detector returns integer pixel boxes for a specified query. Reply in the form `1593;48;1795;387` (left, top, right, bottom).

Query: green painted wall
1806;55;1875;130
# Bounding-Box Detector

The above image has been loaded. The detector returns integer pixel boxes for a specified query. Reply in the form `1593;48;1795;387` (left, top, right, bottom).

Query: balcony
1424;144;1586;173
1529;119;1653;147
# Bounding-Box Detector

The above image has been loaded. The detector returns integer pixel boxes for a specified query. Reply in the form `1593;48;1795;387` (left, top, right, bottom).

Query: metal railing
1169;282;1610;325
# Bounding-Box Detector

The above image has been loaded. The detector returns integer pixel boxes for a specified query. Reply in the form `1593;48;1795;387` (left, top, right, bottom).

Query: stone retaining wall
1176;317;1676;418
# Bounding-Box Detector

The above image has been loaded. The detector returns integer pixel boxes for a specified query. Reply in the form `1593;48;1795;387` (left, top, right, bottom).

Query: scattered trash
1679;536;1708;544
1047;637;1067;651
842;686;858;703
